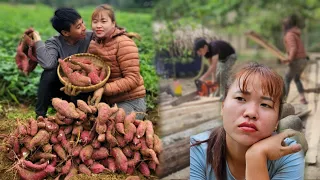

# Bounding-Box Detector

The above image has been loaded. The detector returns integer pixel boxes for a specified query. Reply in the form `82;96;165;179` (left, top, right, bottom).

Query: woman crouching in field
190;62;304;180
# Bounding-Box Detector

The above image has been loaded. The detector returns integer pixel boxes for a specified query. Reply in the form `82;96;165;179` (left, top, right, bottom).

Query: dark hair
191;62;285;180
91;4;141;40
282;14;300;32
194;38;208;51
50;8;82;34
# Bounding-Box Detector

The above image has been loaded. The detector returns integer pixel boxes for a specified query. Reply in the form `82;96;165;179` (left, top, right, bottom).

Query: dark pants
284;58;308;98
35;68;69;117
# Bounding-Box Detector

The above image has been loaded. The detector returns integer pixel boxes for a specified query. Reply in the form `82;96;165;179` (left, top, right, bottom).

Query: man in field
32;8;93;118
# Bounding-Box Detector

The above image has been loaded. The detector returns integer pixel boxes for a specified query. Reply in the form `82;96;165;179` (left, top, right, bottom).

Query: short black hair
50;8;82;34
194;38;208;51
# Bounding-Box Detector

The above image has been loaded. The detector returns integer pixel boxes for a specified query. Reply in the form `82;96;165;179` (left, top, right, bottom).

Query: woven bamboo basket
57;53;111;93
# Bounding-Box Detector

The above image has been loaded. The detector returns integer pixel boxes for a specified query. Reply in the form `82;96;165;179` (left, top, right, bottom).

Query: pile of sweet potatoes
1;98;162;179
59;55;108;86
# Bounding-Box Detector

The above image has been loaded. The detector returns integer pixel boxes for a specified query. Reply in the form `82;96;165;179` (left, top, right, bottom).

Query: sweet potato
79;164;92;176
29;152;56;162
92;139;101;149
80;130;94;145
57;130;66;142
80;145;93;162
22;159;48;171
136;121;147;138
72;125;83;136
97;133;106;142
92;147;109;160
52;98;79;119
115;108;126;123
53;144;67;161
67;61;81;70
153;134;163;154
50;133;59;144
77;100;92;114
42;144;52;153
64;118;74;125
133;137;140;145
128;151;141;167
126;166;135;175
139;161;150;177
29;130;50;149
16;164;55;180
107;157;117;172
122;146;133;158
68;71;91;86
90;162;109;174
37;122;46;129
61;159;72;174
124;112;136;126
88;71;101;85
130;142;142;151
145;120;154;149
116;123;125;135
75;108;87;121
140;138;160;165
96;122;107;135
111;147;128;173
124;123;137;143
70;55;92;64
29;119;38;136
106;122;118;147
44;119;59;132
115;134;126;148
84;159;94;167
63;125;73;135
72;145;83;157
99;66;107;81
20;147;30;159
64;167;78;180
61;138;72;154
97;103;112;123
148;160;157;171
59;59;73;75
16;118;27;136
56;112;65;120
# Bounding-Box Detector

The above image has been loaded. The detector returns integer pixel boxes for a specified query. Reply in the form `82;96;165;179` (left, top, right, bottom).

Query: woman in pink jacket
282;14;308;104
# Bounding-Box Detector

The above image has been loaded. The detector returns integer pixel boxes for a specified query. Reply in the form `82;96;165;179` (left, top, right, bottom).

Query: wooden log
157;138;190;178
159;101;221;137
245;31;286;61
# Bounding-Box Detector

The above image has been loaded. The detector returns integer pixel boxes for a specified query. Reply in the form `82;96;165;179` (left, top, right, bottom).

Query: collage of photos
0;0;320;179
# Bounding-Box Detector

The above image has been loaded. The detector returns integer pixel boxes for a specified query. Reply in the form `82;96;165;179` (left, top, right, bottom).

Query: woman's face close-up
222;73;280;147
92;11;115;38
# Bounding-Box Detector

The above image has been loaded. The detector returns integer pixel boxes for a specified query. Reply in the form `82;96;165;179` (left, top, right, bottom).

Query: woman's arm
245;129;303;180
104;37;142;96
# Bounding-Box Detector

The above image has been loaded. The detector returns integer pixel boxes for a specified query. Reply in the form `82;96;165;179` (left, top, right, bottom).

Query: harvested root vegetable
61;159;72;174
80;145;93;162
29;130;50;150
77;100;92;114
92;147;109;160
111;147;128;173
22;159;48;171
136;121;147;138
16;164;55;180
53;144;67;161
145;120;154;149
138;161;150;177
79;164;92;175
65;167;78;180
153;134;163;154
52;98;79;119
90;162;108;174
128;151;141;167
115;123;125;135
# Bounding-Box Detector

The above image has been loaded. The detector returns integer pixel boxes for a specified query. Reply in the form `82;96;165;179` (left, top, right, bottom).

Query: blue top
190;130;305;180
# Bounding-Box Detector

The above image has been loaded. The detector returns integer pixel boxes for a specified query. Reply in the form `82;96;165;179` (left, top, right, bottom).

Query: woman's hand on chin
246;129;302;161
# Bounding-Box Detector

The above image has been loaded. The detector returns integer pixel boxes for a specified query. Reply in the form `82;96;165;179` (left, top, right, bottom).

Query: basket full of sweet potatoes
57;53;111;93
0;98;161;179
